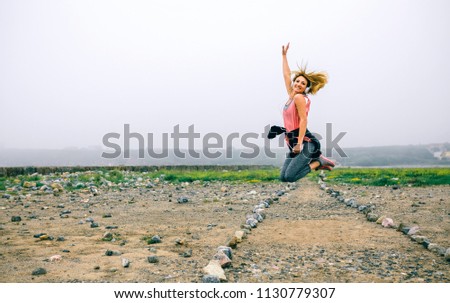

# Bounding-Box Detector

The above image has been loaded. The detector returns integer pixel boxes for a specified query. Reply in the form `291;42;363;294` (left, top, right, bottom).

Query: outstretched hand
282;42;290;55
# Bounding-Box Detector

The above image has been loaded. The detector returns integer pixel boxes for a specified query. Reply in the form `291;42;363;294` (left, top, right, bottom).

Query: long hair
292;64;328;95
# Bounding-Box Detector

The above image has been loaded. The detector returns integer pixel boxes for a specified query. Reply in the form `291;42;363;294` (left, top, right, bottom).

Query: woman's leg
283;142;315;182
280;153;293;182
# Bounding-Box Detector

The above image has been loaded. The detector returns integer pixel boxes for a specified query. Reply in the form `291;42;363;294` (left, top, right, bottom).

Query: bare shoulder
293;94;306;106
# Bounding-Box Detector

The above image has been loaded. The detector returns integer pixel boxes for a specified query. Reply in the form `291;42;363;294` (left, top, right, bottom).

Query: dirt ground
0;178;448;283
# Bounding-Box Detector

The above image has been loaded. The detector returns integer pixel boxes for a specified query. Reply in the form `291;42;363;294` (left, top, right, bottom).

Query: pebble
407;226;420;235
428;244;446;256
32;268;47;276
246;218;258;228
122;258;130;268
445;248;450;261
358;205;368;212
217;246;233;260
203;260;226;281
234;230;245;243
181;249;192;258
276;190;285;197
105;249;121;256
202;275;220;283
148;255;159;263
366;213;379;222
381;218;394;228
2;194;11;199
49;255;62;262
105;225;118;229
252;213;264;222
213;251;232;268
410;235;427;244
90;222;99;228
177;197;189;203
227;236;238;248
11;216;21;222
148;235;161;244
102;232;113;241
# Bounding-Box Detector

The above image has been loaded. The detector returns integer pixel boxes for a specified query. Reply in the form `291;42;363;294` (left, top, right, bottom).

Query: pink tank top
283;95;311;132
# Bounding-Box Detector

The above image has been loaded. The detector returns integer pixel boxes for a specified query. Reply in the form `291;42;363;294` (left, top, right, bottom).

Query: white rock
203;260;226;281
445;248;450;261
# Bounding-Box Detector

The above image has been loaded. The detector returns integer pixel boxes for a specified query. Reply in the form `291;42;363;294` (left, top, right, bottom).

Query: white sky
1;0;449;150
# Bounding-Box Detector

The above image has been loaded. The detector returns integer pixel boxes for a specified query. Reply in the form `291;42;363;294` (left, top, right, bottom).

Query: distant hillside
0;143;449;167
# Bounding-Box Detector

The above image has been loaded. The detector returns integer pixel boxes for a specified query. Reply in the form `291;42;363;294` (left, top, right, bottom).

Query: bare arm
292;94;307;153
282;43;292;96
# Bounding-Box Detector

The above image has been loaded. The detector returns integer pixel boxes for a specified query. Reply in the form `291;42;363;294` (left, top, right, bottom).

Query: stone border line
201;186;295;282
317;172;450;262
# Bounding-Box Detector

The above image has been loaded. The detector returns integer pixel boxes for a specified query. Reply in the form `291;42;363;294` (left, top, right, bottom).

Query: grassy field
308;167;450;187
0;167;449;192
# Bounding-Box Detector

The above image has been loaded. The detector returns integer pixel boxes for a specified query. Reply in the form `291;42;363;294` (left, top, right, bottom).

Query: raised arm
282;43;292;96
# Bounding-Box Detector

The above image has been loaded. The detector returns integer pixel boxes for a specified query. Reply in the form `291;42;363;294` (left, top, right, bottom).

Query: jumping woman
275;42;335;182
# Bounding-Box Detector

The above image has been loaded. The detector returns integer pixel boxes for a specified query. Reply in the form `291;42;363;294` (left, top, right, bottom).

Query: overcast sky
1;0;449;150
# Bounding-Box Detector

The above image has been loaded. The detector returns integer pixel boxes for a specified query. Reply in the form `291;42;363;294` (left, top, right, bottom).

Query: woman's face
292;76;308;94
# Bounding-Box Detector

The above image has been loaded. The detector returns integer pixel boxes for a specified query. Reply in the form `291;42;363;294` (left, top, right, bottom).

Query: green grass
309;167;450;187
145;168;281;183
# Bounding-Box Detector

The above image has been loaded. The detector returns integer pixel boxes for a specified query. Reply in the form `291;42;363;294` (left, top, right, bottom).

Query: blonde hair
292;65;328;95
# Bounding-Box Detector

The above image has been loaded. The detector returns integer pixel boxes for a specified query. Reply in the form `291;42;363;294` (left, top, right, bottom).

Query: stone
217;246;233;260
23;181;37;188
428;244;446;256
90;222;99;228
445;248;450;261
122;258;130;268
234;230;245;243
227;236;238;248
202;275;221;283
254;208;266;219
410;235;428;244
32;268;47;276
213;251;232;268
49;255;62;262
102;232;113;241
376;216;386;224
381;218;394;228
358;205;368;212
366;213;379;222
246;218;258;228
252;213;264;222
147;255;159;263
422;239;431;249
203;260;226;281
276;190;285;196
11;216;21;222
148;235;161;244
2;194;11;199
177;197;189;203
407;226;420;235
105;249;121;256
181;249;192;258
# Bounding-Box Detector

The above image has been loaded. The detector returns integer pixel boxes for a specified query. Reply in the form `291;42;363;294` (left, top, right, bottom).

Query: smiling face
292;75;309;94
